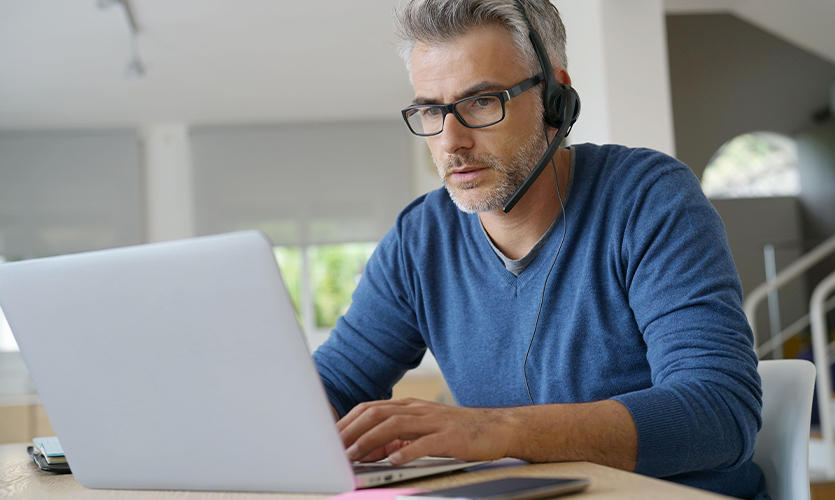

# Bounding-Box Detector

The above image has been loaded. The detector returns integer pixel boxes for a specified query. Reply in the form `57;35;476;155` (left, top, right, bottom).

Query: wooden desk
0;444;730;500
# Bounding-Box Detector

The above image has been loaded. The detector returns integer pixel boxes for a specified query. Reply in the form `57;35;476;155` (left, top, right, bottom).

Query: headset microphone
502;1;580;214
505;0;579;406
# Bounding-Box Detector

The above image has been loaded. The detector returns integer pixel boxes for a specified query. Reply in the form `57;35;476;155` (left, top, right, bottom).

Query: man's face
410;25;546;214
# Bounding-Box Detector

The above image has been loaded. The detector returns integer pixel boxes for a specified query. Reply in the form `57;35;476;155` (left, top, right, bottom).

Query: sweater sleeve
609;160;762;478
313;216;426;418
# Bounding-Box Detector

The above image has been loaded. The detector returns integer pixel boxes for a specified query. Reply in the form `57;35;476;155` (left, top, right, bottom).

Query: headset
504;0;580;405
502;0;581;213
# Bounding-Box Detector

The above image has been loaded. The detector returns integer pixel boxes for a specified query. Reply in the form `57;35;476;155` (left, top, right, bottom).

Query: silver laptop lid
0;231;355;493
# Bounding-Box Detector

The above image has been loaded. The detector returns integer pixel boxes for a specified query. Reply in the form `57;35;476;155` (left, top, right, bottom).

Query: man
313;1;766;498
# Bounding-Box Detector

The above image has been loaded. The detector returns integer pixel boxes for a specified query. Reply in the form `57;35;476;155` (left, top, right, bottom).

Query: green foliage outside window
701;132;799;199
273;242;376;330
310;243;376;328
273;246;303;325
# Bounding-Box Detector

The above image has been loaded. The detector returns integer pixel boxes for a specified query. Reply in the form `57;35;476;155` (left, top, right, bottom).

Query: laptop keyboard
353;458;469;472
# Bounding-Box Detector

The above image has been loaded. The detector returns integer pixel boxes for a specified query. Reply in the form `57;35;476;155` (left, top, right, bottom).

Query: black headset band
513;0;557;88
502;0;580;213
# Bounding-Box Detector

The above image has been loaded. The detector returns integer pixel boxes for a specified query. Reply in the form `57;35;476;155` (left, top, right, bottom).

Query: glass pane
0;305;18;352
0;255;22;352
273;246;303;326
310;242;376;329
701;132;799;199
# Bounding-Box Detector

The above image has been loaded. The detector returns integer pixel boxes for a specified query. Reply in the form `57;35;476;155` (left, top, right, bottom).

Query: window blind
191;121;413;246
0;130;142;259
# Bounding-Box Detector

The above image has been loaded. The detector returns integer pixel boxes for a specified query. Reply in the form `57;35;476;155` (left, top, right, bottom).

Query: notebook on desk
0;231;484;493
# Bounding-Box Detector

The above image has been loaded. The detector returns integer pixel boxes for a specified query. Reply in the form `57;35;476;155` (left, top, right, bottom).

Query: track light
97;0;145;80
125;33;145;80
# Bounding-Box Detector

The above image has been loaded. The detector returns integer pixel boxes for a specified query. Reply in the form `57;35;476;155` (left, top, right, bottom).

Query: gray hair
394;0;567;82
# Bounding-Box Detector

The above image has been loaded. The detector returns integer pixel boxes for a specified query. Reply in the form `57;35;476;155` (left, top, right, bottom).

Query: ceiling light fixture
97;0;145;80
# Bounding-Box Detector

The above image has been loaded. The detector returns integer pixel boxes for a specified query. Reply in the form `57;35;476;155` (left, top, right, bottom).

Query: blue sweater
314;144;767;499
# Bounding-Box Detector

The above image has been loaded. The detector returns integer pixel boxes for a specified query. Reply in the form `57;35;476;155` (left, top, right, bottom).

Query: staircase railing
742;233;835;480
744;233;835;348
810;270;835;478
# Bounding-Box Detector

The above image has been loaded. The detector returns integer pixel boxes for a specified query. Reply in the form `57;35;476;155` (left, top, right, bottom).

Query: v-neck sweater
313;143;766;499
481;147;574;276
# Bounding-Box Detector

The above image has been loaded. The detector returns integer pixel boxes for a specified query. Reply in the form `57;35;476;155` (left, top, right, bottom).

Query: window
0;255;11;352
275;243;376;350
0;305;16;352
701;132;800;198
0;130;141;357
273;246;304;324
309;243;376;329
191;121;412;349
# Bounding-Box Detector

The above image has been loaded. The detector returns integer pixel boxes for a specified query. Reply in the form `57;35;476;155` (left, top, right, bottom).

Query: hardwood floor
812;480;835;500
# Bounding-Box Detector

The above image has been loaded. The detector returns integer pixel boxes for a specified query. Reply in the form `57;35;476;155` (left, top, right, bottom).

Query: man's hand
337;397;638;471
337;398;513;465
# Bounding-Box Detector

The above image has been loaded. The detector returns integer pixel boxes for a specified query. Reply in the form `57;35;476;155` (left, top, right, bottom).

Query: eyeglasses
401;74;543;137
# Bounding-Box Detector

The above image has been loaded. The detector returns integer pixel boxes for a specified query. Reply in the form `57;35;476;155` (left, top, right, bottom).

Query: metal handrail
744;233;835;341
810;270;835;477
756;296;835;357
741;233;835;478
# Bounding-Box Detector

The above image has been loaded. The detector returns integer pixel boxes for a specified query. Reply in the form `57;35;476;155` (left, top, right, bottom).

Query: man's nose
438;112;475;155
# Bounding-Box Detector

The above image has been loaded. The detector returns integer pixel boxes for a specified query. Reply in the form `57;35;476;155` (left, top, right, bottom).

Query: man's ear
555;67;571;87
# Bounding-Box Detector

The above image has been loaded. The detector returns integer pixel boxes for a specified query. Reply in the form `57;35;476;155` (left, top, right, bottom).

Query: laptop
0;231;485;493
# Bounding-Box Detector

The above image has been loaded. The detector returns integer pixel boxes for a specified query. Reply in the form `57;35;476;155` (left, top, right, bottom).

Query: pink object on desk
327;488;430;500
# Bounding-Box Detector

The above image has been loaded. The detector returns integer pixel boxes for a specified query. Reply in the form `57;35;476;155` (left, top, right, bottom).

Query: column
142;123;195;243
553;0;676;157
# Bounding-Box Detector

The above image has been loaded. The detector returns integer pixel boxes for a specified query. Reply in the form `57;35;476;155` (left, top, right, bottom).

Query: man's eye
473;98;495;108
422;107;443;118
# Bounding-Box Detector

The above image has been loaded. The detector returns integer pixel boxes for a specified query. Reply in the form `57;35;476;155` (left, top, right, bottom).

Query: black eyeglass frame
401;74;544;137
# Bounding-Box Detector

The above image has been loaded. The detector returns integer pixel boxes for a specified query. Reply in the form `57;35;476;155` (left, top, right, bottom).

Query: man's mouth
449;166;487;183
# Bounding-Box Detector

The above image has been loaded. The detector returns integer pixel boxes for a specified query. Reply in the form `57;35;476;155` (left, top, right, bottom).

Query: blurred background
0;0;834;456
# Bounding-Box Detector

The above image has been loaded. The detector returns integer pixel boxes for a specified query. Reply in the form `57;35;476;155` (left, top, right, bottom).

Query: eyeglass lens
405;95;505;136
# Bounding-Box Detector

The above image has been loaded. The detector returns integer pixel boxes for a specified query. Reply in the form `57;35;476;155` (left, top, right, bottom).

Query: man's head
394;0;567;85
394;0;569;214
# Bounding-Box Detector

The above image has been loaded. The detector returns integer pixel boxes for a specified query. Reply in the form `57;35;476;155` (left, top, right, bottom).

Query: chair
753;359;816;500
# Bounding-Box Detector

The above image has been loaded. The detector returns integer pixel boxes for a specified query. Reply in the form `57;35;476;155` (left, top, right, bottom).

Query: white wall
554;0;676;156
666;14;835;177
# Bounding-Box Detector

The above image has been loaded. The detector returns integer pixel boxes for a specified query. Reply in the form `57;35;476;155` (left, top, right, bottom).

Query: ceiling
1;0;833;130
0;0;414;129
665;0;835;66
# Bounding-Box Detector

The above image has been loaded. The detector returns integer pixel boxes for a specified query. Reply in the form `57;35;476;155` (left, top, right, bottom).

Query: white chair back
753;359;816;500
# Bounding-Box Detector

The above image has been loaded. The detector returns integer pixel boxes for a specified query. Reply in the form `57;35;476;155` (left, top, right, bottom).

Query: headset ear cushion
546;92;562;128
545;85;578;129
565;87;580;125
545;85;580;129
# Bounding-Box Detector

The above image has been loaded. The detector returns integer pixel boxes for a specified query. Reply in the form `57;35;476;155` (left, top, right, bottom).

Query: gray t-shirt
481;146;576;276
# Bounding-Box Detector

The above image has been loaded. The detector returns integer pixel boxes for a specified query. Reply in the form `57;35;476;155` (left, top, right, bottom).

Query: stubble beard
434;123;548;214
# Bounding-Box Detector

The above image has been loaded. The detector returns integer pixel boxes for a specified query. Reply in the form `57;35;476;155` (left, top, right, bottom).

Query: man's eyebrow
411;81;508;106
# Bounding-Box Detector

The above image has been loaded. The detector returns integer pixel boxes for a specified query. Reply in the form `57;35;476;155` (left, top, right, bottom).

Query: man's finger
337;398;423;432
355;445;390;463
346;413;436;462
356;440;408;463
339;400;431;448
388;433;451;465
